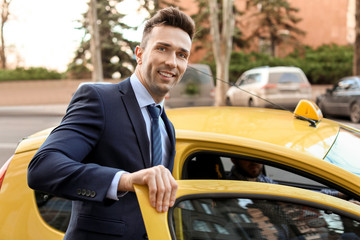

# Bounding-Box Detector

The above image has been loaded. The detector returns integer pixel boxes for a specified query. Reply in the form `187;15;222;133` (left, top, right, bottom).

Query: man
28;7;195;240
228;158;275;183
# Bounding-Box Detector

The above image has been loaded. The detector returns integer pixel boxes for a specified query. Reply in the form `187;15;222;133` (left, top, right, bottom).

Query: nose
165;52;177;68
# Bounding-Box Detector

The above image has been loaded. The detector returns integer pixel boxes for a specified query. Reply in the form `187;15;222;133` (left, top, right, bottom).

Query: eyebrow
156;42;190;53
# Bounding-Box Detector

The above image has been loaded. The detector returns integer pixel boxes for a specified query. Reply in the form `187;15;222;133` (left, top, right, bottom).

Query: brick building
172;0;355;61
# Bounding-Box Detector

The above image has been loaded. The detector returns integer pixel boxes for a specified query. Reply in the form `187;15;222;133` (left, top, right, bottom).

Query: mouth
158;70;176;79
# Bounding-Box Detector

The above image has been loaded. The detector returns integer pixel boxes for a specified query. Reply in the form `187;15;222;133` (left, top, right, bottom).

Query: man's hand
118;166;178;213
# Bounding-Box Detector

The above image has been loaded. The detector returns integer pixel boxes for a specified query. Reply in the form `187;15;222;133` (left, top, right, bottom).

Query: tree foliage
189;0;245;57
246;0;305;57
67;0;137;79
0;67;64;81
220;44;353;85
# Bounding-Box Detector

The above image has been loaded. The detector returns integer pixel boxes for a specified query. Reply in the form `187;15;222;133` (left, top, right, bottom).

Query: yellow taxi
1;100;360;239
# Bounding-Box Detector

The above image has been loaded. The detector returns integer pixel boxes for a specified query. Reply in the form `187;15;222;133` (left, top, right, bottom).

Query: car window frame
180;150;360;202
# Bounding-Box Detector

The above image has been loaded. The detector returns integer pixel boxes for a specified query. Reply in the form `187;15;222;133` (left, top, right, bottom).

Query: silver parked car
226;66;312;109
165;64;215;108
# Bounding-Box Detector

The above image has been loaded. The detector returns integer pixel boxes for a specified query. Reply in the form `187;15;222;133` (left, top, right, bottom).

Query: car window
334;79;356;91
181;152;352;199
35;191;71;232
269;72;304;84
182;67;211;84
325;127;360;177
171;195;360;240
239;73;261;86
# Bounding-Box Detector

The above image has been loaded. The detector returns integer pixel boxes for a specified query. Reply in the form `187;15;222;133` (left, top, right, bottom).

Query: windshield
324;127;360;176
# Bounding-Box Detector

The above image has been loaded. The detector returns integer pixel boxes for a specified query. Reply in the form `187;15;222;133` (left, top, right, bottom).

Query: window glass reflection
172;197;360;240
325;128;360;176
35;191;71;232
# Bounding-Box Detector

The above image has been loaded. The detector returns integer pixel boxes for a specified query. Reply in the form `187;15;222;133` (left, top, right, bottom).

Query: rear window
182;67;212;84
35;191;71;232
243;73;261;85
269;72;304;84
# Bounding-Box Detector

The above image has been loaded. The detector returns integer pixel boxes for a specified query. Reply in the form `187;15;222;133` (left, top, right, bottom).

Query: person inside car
228;158;360;206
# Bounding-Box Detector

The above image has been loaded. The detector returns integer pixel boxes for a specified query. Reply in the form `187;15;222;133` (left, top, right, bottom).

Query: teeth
160;71;173;77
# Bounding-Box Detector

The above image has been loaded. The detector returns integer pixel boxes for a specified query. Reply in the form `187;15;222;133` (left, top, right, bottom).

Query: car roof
339;76;360;81
166;107;339;159
246;66;303;74
16;106;339;160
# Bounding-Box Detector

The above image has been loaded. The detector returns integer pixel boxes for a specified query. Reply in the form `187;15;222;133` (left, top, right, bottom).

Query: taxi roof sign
294;99;323;122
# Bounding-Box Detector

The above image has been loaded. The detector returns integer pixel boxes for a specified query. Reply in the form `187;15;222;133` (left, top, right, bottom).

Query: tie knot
147;105;161;119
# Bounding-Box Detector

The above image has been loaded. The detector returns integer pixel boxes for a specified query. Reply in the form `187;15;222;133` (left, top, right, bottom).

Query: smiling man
28;7;195;240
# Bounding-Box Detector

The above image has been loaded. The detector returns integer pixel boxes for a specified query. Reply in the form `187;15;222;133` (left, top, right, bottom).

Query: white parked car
226;66;312;109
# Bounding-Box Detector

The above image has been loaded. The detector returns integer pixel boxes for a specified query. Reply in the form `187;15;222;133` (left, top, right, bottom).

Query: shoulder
75;79;132;98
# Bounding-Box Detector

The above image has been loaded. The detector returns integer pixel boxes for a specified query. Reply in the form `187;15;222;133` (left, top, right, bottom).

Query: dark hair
141;7;195;48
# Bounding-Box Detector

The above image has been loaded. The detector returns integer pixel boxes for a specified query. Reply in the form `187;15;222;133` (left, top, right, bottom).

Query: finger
155;168;165;212
168;173;178;207
145;169;157;208
161;170;172;212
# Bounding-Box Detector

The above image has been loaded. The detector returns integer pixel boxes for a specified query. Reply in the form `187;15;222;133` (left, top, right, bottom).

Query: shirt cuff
106;170;129;200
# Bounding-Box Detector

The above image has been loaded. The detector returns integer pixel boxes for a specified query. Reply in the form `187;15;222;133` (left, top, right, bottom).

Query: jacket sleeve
28;84;119;203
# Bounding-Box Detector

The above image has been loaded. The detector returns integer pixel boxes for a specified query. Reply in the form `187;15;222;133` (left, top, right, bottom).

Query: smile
159;71;175;78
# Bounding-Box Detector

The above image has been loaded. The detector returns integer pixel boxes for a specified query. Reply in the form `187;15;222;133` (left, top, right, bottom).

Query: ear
135;46;143;65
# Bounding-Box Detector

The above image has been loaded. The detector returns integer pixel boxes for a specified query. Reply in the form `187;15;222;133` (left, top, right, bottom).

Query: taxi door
135;180;360;240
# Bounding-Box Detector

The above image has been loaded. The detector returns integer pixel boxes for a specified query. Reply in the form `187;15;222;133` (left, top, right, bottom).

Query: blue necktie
147;105;162;166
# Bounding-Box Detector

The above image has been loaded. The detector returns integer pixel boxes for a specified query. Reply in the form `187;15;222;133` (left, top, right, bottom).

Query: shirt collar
130;74;164;113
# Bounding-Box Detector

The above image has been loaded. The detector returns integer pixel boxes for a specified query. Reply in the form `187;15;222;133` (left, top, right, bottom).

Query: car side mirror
326;88;332;94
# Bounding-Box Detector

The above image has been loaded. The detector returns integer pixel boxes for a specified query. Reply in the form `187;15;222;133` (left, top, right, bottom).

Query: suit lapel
118;79;151;169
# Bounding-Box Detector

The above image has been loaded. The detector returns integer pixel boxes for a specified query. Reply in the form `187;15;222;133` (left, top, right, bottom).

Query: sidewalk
0;104;68;116
0;79;331;115
0;79;113;116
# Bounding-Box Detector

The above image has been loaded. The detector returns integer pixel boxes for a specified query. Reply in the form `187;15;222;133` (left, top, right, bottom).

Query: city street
0;106;65;166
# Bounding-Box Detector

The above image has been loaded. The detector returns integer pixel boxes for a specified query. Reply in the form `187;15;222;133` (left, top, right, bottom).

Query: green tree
246;0;305;57
182;0;245;106
0;0;12;69
137;0;174;17
68;0;137;79
189;0;245;58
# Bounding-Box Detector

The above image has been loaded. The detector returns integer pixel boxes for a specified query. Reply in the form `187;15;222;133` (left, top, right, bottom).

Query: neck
135;68;164;104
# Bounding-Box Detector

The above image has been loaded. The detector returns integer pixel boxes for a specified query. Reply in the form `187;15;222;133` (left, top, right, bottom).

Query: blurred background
0;0;359;105
2;0;360;164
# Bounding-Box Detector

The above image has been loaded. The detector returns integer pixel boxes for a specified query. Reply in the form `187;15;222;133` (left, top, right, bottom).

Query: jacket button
90;191;96;198
77;188;82;195
86;190;91;197
81;189;86;196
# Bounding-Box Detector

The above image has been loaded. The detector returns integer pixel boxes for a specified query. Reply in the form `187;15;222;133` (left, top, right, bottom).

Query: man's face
233;159;264;179
135;25;192;103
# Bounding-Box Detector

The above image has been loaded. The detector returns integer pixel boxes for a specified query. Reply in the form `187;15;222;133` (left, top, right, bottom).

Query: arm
28;84;119;202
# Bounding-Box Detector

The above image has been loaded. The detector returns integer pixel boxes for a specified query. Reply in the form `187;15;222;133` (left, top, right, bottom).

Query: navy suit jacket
28;78;176;239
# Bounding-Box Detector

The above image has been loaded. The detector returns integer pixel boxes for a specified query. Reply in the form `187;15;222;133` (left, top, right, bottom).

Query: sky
5;0;145;72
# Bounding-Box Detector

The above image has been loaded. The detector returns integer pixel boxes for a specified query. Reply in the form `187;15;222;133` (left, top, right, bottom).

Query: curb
0;104;67;117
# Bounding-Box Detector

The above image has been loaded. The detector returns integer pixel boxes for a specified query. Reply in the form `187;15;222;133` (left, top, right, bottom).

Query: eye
178;52;188;59
157;46;166;51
